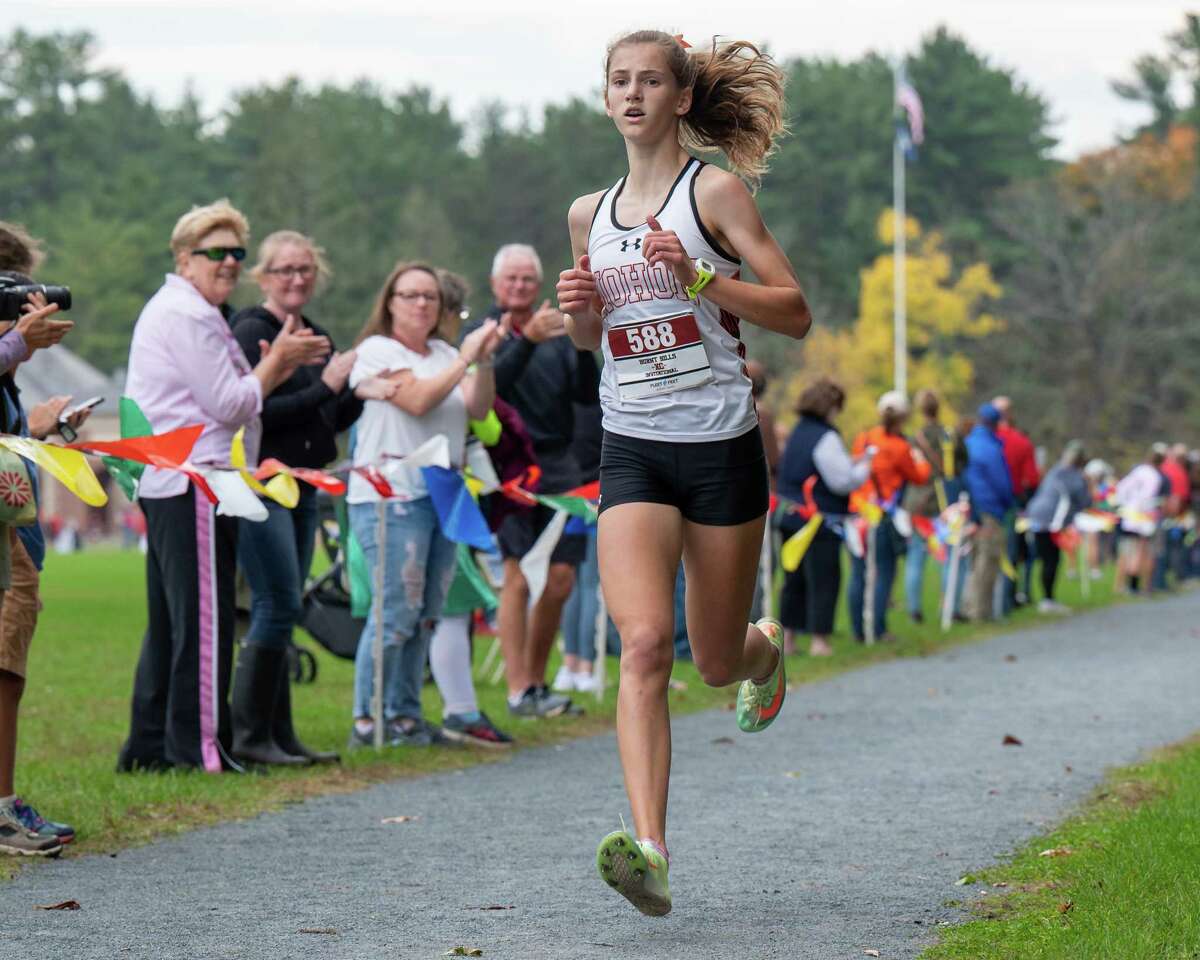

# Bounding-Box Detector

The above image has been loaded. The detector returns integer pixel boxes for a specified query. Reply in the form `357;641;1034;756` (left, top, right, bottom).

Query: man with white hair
466;244;600;718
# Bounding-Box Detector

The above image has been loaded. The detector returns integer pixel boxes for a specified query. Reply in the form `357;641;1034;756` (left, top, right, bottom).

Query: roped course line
2;592;1197;960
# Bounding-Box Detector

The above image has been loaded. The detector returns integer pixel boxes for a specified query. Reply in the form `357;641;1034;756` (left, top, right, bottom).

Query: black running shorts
598;427;769;526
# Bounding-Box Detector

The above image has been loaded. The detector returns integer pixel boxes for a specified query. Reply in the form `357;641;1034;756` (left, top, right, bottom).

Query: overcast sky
8;0;1187;159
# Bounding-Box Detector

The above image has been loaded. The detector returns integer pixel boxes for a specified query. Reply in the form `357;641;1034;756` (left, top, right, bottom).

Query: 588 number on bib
606;311;715;401
623;321;678;354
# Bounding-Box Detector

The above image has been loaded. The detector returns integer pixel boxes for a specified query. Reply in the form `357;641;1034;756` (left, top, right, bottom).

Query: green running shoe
736;617;786;733
596;830;671;917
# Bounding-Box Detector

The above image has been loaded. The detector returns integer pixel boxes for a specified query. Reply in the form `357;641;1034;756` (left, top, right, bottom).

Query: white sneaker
551;665;575;693
1038;599;1072;615
572;671;602;694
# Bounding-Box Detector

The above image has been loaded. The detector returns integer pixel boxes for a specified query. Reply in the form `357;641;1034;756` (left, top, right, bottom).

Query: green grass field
5;545;1129;880
923;735;1200;960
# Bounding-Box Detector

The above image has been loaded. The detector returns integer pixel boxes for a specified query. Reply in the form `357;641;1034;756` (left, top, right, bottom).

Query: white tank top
587;157;757;443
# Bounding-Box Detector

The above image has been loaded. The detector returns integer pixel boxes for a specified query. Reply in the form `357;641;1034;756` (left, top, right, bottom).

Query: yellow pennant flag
999;552;1018;582
231;428;299;509
0;436;107;507
1014;516;1032;534
861;501;884;528
780;513;823;572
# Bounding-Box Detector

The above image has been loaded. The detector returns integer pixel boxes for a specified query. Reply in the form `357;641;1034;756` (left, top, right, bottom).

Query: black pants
779;534;842;635
119;487;239;771
1035;531;1060;601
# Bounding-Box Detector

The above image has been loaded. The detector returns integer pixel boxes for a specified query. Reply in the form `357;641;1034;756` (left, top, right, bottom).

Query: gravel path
2;593;1198;960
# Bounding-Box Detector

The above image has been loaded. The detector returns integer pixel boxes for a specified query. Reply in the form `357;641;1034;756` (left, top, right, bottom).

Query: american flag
895;74;924;146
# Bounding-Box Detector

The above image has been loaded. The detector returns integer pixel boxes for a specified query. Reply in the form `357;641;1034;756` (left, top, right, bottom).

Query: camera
0;277;72;324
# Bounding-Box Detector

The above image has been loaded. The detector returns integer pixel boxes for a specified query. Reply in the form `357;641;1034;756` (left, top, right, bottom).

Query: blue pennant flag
421;466;497;552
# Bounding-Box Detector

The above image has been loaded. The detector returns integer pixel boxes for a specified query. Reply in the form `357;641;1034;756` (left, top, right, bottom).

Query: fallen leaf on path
955;876;975;886
992;881;1009;888
1003;654;1017;663
1039;847;1073;858
783;771;802;779
34;900;80;911
711;736;735;745
1002;734;1023;746
1057;900;1074;914
864;950;882;957
298;928;338;935
443;949;483;957
1064;765;1073;774
381;815;420;824
477;905;513;911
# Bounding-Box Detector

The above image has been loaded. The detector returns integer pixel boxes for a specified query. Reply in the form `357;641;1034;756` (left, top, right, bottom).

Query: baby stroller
235;493;364;684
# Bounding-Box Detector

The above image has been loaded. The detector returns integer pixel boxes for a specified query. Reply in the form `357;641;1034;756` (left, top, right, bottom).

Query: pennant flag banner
102;396;153;498
231;428;298;508
1074;509;1118;534
421;466;496;552
537;493;597;523
0;436;107;506
999;551;1018;582
198;469;268;521
780;512;824;572
519;508;569;607
257;460;346;496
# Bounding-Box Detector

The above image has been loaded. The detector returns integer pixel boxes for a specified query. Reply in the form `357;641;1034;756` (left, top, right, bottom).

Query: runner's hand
558;255;601;319
522;299;567;344
643;215;698;289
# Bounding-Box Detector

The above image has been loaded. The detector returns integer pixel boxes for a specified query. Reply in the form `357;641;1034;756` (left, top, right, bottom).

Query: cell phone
59;395;105;422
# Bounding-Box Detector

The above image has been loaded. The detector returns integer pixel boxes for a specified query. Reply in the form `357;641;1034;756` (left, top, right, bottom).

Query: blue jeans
238;486;319;649
673;565;690;661
350;498;457;721
848;519;900;640
904;533;928;617
562;525;620;661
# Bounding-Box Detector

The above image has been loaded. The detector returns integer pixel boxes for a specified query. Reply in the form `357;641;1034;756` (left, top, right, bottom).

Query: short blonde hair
249;230;332;292
169;199;250;259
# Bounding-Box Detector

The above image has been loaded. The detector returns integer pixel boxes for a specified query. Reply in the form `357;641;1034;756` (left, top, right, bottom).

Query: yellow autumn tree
779;210;1001;439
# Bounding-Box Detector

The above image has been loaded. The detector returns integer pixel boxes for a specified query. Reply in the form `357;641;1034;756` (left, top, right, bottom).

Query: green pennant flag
536;494;597;523
101;396;153;500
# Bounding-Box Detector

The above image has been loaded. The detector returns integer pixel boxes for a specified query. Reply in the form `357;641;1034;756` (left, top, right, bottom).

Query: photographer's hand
17;293;74;354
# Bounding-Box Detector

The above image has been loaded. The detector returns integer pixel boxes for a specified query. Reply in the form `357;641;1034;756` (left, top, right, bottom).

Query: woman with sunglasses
227;230;367;767
345;262;503;749
118;200;330;774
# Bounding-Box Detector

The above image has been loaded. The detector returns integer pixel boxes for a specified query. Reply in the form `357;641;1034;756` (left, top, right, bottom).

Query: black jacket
231;306;363;469
468;305;600;455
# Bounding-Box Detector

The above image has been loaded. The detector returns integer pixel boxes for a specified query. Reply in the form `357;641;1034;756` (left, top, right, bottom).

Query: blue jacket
963;424;1015;521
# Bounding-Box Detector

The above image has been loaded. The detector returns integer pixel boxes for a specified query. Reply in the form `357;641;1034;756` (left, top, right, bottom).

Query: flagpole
893;61;907;397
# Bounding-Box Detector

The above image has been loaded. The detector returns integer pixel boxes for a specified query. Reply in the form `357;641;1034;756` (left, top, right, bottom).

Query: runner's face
605;43;691;141
490;256;540;311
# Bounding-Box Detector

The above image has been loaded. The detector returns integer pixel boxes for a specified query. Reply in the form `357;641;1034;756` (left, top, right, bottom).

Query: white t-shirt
347;335;466;502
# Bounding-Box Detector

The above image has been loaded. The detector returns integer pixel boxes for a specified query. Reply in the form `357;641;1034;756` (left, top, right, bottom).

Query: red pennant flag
354;465;394;499
257;458;346;496
567;480;600;502
70;424;203;468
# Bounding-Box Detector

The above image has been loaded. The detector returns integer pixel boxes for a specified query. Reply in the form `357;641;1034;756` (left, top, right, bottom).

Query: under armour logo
620;238;642;252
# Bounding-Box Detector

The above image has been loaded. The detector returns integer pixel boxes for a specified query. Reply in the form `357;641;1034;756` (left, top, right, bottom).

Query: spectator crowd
1;201;1197;859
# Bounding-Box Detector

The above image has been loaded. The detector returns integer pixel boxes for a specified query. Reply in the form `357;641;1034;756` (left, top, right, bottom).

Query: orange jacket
850;425;932;513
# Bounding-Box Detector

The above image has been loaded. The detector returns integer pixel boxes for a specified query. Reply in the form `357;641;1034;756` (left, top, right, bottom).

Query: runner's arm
691;168;811;340
559;192;606;351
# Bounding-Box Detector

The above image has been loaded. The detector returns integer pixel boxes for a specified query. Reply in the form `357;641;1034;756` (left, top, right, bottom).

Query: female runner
556;30;811;916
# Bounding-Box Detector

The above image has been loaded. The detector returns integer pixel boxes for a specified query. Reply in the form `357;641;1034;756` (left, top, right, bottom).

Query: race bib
606;311;715;401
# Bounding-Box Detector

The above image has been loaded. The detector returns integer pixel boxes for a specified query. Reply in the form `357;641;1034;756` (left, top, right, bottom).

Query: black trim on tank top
689;162;742;264
588;185;614;239
609;157;696;231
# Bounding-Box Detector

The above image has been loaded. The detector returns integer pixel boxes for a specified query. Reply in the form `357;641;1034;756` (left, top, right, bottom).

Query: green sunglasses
191;246;247;262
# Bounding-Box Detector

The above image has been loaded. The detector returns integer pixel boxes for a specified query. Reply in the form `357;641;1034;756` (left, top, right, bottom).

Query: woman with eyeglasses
345;261;503;749
118;200;330;774
226;230;367;767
